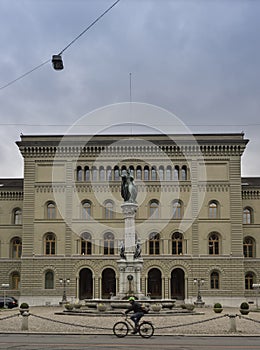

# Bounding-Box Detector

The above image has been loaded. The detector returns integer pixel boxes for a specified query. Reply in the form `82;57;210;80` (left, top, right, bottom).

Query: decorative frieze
198;184;229;192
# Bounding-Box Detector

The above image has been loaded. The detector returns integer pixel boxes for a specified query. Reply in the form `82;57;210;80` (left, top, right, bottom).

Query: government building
0;133;260;307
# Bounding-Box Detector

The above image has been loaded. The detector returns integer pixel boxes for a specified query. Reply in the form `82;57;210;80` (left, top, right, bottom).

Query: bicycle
113;313;154;338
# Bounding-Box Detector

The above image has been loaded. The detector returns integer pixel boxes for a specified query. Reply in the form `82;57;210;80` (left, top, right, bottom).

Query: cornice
17;139;248;158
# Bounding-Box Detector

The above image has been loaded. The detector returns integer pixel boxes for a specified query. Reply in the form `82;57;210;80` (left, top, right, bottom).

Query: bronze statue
120;169;137;203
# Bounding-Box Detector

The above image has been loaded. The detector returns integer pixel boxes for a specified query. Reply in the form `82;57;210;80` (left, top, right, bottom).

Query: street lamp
1;283;10;309
59;278;70;304
252;283;260;309
193;278;205;307
52;55;64;70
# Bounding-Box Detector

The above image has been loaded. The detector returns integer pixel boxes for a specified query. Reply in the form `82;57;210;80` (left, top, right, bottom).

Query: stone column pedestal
121;203;138;253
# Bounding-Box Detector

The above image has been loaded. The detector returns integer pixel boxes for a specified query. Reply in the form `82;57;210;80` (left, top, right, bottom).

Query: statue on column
119;241;126;259
134;240;142;259
120;169;137;203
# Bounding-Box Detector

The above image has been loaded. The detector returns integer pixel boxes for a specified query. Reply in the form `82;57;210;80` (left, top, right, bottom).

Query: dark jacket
125;301;144;314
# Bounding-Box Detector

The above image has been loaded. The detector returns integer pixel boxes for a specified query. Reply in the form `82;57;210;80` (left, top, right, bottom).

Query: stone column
121;203;138;255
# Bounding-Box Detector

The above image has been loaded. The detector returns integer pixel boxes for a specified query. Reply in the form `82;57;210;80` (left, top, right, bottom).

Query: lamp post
193;278;205;307
59;278;70;304
252;283;260;309
1;283;10;309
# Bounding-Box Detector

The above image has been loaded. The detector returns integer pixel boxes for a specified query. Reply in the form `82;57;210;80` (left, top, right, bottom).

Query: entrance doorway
102;268;116;298
79;268;93;300
147;268;162;299
171;268;185;300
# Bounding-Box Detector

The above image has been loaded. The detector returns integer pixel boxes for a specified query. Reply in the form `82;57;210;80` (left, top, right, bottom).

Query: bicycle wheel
113;321;129;338
138;321;154;338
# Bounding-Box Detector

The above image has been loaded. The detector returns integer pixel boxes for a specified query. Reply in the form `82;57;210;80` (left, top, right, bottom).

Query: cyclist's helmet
128;297;135;302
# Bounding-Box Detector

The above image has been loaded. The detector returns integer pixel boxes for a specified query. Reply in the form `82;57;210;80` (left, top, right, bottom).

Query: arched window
173;166;179;180
159;166;164;181
44;233;56;255
181;165;187;180
47;202;56;219
81;232;92;255
92;166;98;182
104;201;114;219
11;237;22;258
208;201;219;219
171;232;183;255
114;166;120;181
76;166;83;181
129;166;135;178
172;200;183;219
82;201;92;220
13;208;22;225
136;166;142;180
208;233;219;255
85;166;90;181
243;237;255;258
121;165;127;177
210;271;220;289
149;232;160;255
149;200;159;218
245;272;255;290
106;166;112;181
243;207;253;224
151;166;157;181
99;166;105;181
144;166;149;181
45;270;54;289
11;272;20;290
166;166;172;181
104;232;114;255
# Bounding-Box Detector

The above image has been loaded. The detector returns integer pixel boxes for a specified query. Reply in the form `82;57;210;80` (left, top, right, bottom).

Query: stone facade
0;133;260;307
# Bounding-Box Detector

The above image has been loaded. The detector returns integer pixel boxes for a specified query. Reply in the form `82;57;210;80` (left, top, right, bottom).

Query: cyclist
124;297;145;334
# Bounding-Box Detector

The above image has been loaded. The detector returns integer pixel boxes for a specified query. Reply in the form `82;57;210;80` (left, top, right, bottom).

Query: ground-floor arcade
4;256;256;307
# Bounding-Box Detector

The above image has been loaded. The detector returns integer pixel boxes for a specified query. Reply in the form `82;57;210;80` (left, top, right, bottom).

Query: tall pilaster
230;157;243;257
65;161;73;256
21;160;35;257
191;159;199;256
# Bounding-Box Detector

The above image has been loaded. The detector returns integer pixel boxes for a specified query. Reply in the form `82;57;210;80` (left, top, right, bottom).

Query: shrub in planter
74;302;82;309
151;303;162;312
20;302;29;309
97;303;107;312
19;302;29;315
181;303;195;311
213;303;223;313
64;303;74;311
240;302;250;315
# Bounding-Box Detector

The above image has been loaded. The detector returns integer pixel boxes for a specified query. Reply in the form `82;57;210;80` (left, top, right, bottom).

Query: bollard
21;311;29;331
228;314;237;333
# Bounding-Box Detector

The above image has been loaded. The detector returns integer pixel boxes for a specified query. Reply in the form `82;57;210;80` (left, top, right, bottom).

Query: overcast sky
0;0;260;178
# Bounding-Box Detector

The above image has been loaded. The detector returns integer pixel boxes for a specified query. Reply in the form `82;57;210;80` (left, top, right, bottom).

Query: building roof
0;178;23;190
241;177;260;187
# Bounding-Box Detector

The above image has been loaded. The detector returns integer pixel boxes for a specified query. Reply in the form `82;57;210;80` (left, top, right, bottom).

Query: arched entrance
102;268;116;299
171;268;185;300
147;268;162;299
79;268;93;300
